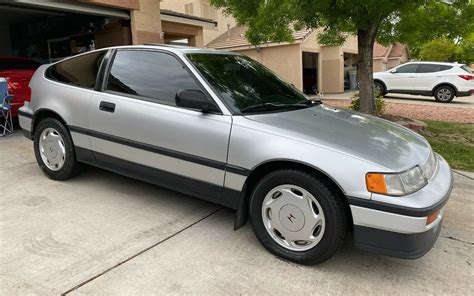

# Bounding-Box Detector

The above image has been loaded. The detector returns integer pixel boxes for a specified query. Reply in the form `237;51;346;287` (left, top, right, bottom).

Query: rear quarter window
46;50;106;89
417;64;452;73
461;65;473;73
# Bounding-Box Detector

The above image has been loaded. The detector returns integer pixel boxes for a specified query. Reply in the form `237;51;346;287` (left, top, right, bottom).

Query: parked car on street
0;56;40;116
374;61;473;102
19;45;453;265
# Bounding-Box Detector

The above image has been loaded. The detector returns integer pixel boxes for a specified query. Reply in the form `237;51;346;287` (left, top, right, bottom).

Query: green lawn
420;120;474;172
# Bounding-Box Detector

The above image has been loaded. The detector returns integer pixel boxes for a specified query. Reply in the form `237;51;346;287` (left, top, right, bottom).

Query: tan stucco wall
130;0;162;44
320;46;344;93
161;21;204;47
160;0;236;45
237;44;303;90
373;59;385;72
301;30;322;52
387;58;401;69
342;35;358;54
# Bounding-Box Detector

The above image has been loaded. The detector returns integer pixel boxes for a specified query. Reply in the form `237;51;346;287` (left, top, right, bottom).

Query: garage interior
0;2;131;62
302;52;318;94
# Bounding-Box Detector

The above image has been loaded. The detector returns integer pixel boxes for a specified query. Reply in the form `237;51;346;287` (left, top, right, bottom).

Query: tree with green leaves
211;0;425;114
211;0;473;114
379;0;474;64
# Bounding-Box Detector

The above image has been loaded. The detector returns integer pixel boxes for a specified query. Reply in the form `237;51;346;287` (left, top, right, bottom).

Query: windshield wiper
241;102;314;113
298;99;322;105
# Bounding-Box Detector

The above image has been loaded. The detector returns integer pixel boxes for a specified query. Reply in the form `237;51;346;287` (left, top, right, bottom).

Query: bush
349;92;386;115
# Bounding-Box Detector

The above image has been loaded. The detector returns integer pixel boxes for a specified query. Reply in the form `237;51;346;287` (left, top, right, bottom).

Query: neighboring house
373;42;410;72
207;26;359;94
160;0;237;46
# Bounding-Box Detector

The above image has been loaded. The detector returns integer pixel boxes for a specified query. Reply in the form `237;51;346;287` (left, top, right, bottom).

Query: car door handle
99;101;115;113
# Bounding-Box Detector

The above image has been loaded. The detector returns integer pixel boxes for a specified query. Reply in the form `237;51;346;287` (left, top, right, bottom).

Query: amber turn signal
426;210;440;225
366;173;387;194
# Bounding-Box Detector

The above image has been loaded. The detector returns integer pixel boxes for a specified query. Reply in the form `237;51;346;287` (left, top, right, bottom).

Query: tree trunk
357;25;379;114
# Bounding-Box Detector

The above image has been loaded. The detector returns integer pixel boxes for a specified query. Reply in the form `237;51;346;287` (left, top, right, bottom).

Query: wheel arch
32;108;69;136
373;79;387;92
234;159;352;231
432;82;458;96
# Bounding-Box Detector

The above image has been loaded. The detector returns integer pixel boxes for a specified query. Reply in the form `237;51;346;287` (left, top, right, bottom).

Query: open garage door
0;0;131;63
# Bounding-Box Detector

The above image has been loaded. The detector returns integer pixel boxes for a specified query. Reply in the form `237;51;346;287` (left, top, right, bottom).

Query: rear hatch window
461;65;473;74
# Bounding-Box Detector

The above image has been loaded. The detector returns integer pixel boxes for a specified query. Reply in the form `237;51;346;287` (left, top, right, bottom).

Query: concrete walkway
1;133;473;294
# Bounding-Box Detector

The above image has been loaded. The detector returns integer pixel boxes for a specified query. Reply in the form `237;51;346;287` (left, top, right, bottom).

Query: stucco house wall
160;0;236;45
238;44;303;90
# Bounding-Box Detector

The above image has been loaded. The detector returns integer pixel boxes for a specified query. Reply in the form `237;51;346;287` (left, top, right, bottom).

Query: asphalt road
1;132;473;294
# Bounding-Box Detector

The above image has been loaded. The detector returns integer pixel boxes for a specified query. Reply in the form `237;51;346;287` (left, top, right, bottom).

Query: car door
413;64;452;94
385;63;418;92
87;49;232;203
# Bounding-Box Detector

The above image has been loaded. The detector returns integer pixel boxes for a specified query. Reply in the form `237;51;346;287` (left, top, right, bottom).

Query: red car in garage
0;56;40;117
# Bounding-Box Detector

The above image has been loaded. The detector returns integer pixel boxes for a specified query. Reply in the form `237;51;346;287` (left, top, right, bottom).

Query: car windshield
187;53;315;114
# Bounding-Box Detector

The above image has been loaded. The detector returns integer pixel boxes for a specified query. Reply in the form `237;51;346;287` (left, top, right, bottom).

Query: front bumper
348;154;453;259
353;221;442;259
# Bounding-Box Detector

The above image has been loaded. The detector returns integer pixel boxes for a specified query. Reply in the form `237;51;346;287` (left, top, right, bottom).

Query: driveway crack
441;235;474;246
61;207;222;295
453;170;474;181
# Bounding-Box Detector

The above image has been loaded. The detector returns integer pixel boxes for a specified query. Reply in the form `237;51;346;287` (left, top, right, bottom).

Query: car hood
244;104;431;170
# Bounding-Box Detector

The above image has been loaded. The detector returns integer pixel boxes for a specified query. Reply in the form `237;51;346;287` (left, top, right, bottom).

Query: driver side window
396;64;418;73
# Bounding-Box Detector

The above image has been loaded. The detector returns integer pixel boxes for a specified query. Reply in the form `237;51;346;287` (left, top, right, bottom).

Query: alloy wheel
437;88;452;101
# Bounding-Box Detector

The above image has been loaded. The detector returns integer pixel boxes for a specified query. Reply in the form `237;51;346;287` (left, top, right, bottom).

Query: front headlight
420;151;438;180
366;166;428;196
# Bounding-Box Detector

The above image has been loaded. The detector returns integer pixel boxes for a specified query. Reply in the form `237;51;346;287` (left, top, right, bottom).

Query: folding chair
0;78;14;136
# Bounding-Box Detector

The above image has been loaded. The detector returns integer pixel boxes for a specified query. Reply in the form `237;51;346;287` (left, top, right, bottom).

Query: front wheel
374;81;385;97
249;169;347;265
434;85;455;103
34;118;80;180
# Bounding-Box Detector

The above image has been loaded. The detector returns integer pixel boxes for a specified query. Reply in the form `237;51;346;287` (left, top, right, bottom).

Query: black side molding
68;125;249;176
74;146;242;209
18;110;33;119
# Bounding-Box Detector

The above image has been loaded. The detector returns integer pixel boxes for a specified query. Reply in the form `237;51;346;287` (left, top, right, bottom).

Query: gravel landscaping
322;99;474;123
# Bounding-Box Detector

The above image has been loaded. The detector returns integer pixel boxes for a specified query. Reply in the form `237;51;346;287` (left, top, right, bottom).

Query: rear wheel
434;85;455;103
249;169;347;265
374;81;385;97
34;118;80;180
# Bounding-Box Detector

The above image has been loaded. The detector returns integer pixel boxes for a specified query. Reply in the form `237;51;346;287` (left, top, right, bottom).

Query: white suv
374;62;473;103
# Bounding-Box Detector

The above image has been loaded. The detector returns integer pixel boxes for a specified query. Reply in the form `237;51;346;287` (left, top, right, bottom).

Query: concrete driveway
322;92;474;108
1;132;473;294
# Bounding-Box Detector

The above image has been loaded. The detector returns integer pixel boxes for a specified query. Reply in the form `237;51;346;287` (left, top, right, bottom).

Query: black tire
434;85;455;103
374;81;385;97
33;118;80;180
249;169;347;265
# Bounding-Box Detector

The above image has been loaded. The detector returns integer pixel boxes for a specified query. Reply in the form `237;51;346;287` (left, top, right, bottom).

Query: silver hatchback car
19;45;453;265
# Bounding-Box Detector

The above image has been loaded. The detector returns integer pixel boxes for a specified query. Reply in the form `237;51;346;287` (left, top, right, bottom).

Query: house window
202;3;217;20
185;3;194;15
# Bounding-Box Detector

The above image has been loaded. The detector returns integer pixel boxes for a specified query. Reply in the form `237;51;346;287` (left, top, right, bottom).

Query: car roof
103;44;241;55
404;61;463;66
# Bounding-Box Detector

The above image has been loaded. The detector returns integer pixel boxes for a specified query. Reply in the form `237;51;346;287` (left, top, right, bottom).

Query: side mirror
390;69;397;74
175;89;219;113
